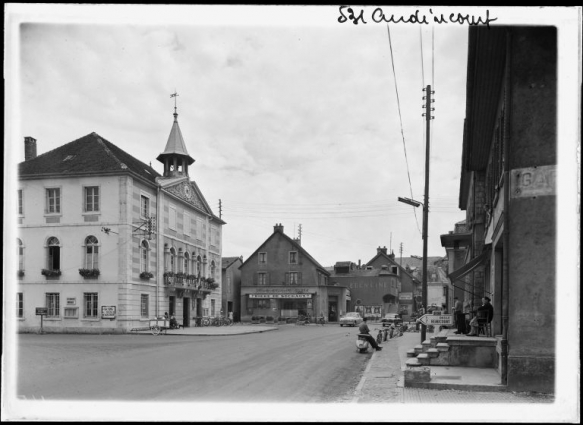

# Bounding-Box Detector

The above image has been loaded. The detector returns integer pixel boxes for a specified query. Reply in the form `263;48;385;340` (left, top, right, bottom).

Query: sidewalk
351;329;555;404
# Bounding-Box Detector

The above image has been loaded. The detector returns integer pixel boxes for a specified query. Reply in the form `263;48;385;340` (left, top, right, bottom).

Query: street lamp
397;197;422;208
398;194;429;344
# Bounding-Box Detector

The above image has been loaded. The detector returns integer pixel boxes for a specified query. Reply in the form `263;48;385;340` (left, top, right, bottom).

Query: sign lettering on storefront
252;287;309;293
511;165;556;198
399;292;413;300
348;279;396;289
249;294;312;299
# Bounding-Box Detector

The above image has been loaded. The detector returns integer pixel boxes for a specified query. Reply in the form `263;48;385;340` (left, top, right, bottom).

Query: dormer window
391;266;398;275
289;251;298;264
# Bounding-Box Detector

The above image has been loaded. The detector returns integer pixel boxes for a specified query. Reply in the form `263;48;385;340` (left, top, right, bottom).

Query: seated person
358;317;382;351
467;297;494;336
170;315;178;328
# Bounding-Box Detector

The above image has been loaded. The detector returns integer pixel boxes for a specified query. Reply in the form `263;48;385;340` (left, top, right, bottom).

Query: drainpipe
156;184;162;319
501;28;512;386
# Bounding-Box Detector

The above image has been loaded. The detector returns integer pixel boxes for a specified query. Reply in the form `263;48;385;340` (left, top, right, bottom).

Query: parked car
381;313;403;327
339;312;363;327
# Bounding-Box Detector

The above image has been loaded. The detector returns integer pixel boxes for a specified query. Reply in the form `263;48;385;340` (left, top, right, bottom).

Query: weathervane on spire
170;90;179;121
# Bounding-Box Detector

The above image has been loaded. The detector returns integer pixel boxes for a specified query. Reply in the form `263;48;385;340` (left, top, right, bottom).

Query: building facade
239;224;348;323
16;108;224;333
221;256;242;322
446;26;556;392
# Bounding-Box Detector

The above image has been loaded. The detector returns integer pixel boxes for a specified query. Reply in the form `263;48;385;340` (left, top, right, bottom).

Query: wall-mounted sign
67;298;76;306
399;292;413;300
417;314;454;326
251;288;309;294
249;294;312;299
101;306;116;319
511;165;556;198
35;307;48;316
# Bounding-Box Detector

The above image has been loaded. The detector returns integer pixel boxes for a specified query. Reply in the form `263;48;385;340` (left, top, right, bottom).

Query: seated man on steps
358;317;382;351
467;297;494;336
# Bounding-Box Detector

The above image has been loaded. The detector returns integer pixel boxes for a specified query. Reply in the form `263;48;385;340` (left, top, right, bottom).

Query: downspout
156;183;162;319
501;28;512;386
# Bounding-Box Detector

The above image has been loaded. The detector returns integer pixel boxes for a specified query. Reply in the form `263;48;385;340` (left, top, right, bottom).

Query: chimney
274;223;284;233
24;137;37;161
293;238;301;246
358;259;361;269
377;246;382;254
382;246;388;255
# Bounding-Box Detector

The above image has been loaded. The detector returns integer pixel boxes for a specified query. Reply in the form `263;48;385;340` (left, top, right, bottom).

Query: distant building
239;224;348;323
16;106;224;332
221;256;242;322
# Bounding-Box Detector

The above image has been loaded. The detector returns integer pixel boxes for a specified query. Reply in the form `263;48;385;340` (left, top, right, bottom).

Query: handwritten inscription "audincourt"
511;165;556;198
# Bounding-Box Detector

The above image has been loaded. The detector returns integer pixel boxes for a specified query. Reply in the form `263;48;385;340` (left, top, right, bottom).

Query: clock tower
156;94;195;178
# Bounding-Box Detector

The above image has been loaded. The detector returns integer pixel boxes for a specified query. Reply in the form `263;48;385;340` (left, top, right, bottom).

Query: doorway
328;301;338;322
182;297;190;327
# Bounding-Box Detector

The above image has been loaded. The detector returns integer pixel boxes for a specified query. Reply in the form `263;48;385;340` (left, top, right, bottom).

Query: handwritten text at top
338;6;498;28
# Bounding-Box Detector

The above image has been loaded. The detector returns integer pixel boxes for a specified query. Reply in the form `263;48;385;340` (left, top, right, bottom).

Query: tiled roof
222;257;241;269
18;132;161;184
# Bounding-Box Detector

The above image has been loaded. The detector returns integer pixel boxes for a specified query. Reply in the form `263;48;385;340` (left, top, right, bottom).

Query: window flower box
140;271;154;280
79;268;100;279
41;269;61;279
206;277;219;290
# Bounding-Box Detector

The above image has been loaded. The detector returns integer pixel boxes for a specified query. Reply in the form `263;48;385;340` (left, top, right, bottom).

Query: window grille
84;293;98;318
46;293;60;317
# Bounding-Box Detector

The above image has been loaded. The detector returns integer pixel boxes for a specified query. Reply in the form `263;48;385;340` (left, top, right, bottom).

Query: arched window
184;252;190;275
169;247;176;273
47;237;60;271
178;248;183;273
196;255;202;277
210;260;216;280
140;240;149;273
84;236;99;269
17;238;24;271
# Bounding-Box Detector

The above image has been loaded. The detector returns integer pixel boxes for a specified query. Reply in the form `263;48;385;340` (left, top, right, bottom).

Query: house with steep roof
16;104;225;332
239;224;347;323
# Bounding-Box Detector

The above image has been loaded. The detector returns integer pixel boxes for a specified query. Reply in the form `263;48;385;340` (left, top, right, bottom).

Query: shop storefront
241;285;350;323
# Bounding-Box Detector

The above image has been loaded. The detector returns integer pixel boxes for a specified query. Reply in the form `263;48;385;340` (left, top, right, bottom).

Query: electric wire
386;24;421;235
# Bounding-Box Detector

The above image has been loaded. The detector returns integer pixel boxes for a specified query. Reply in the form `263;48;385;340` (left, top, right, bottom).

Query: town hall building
16;104;224;333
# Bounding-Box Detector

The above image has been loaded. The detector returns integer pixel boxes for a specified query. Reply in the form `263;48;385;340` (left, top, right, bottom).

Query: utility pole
218;199;222;219
399;242;403;267
421;84;435;343
298;224;302;242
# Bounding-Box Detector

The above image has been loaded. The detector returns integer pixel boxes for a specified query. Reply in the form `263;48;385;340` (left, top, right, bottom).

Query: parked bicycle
295;314;311;325
317;315;326;326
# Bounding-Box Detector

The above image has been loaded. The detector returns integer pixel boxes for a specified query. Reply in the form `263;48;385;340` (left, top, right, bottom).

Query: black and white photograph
3;4;580;422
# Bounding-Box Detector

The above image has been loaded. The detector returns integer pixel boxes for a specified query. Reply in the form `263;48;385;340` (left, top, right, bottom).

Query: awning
448;250;489;282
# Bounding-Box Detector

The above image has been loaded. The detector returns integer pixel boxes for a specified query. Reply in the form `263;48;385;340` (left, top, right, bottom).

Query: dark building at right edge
442;26;556;393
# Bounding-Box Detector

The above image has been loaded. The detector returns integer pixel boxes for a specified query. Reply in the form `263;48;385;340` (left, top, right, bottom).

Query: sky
8;5;474;267
4;5;581;421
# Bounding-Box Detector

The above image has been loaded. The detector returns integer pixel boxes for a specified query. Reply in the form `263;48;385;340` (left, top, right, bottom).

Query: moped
356;334;370;353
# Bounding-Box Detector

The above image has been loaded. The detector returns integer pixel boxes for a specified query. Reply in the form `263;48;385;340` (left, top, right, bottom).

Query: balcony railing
163;275;218;292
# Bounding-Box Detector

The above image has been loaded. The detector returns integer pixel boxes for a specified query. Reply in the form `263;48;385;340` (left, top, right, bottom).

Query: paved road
17;324;373;402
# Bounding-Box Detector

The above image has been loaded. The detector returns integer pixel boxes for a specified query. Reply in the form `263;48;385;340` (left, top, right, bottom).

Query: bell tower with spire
156;91;195;177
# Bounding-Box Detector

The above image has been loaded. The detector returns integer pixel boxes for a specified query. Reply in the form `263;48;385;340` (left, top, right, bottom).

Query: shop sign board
249;294;312;299
399;292;413;300
101;306;116;319
417;314;454;326
511;165;556;198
